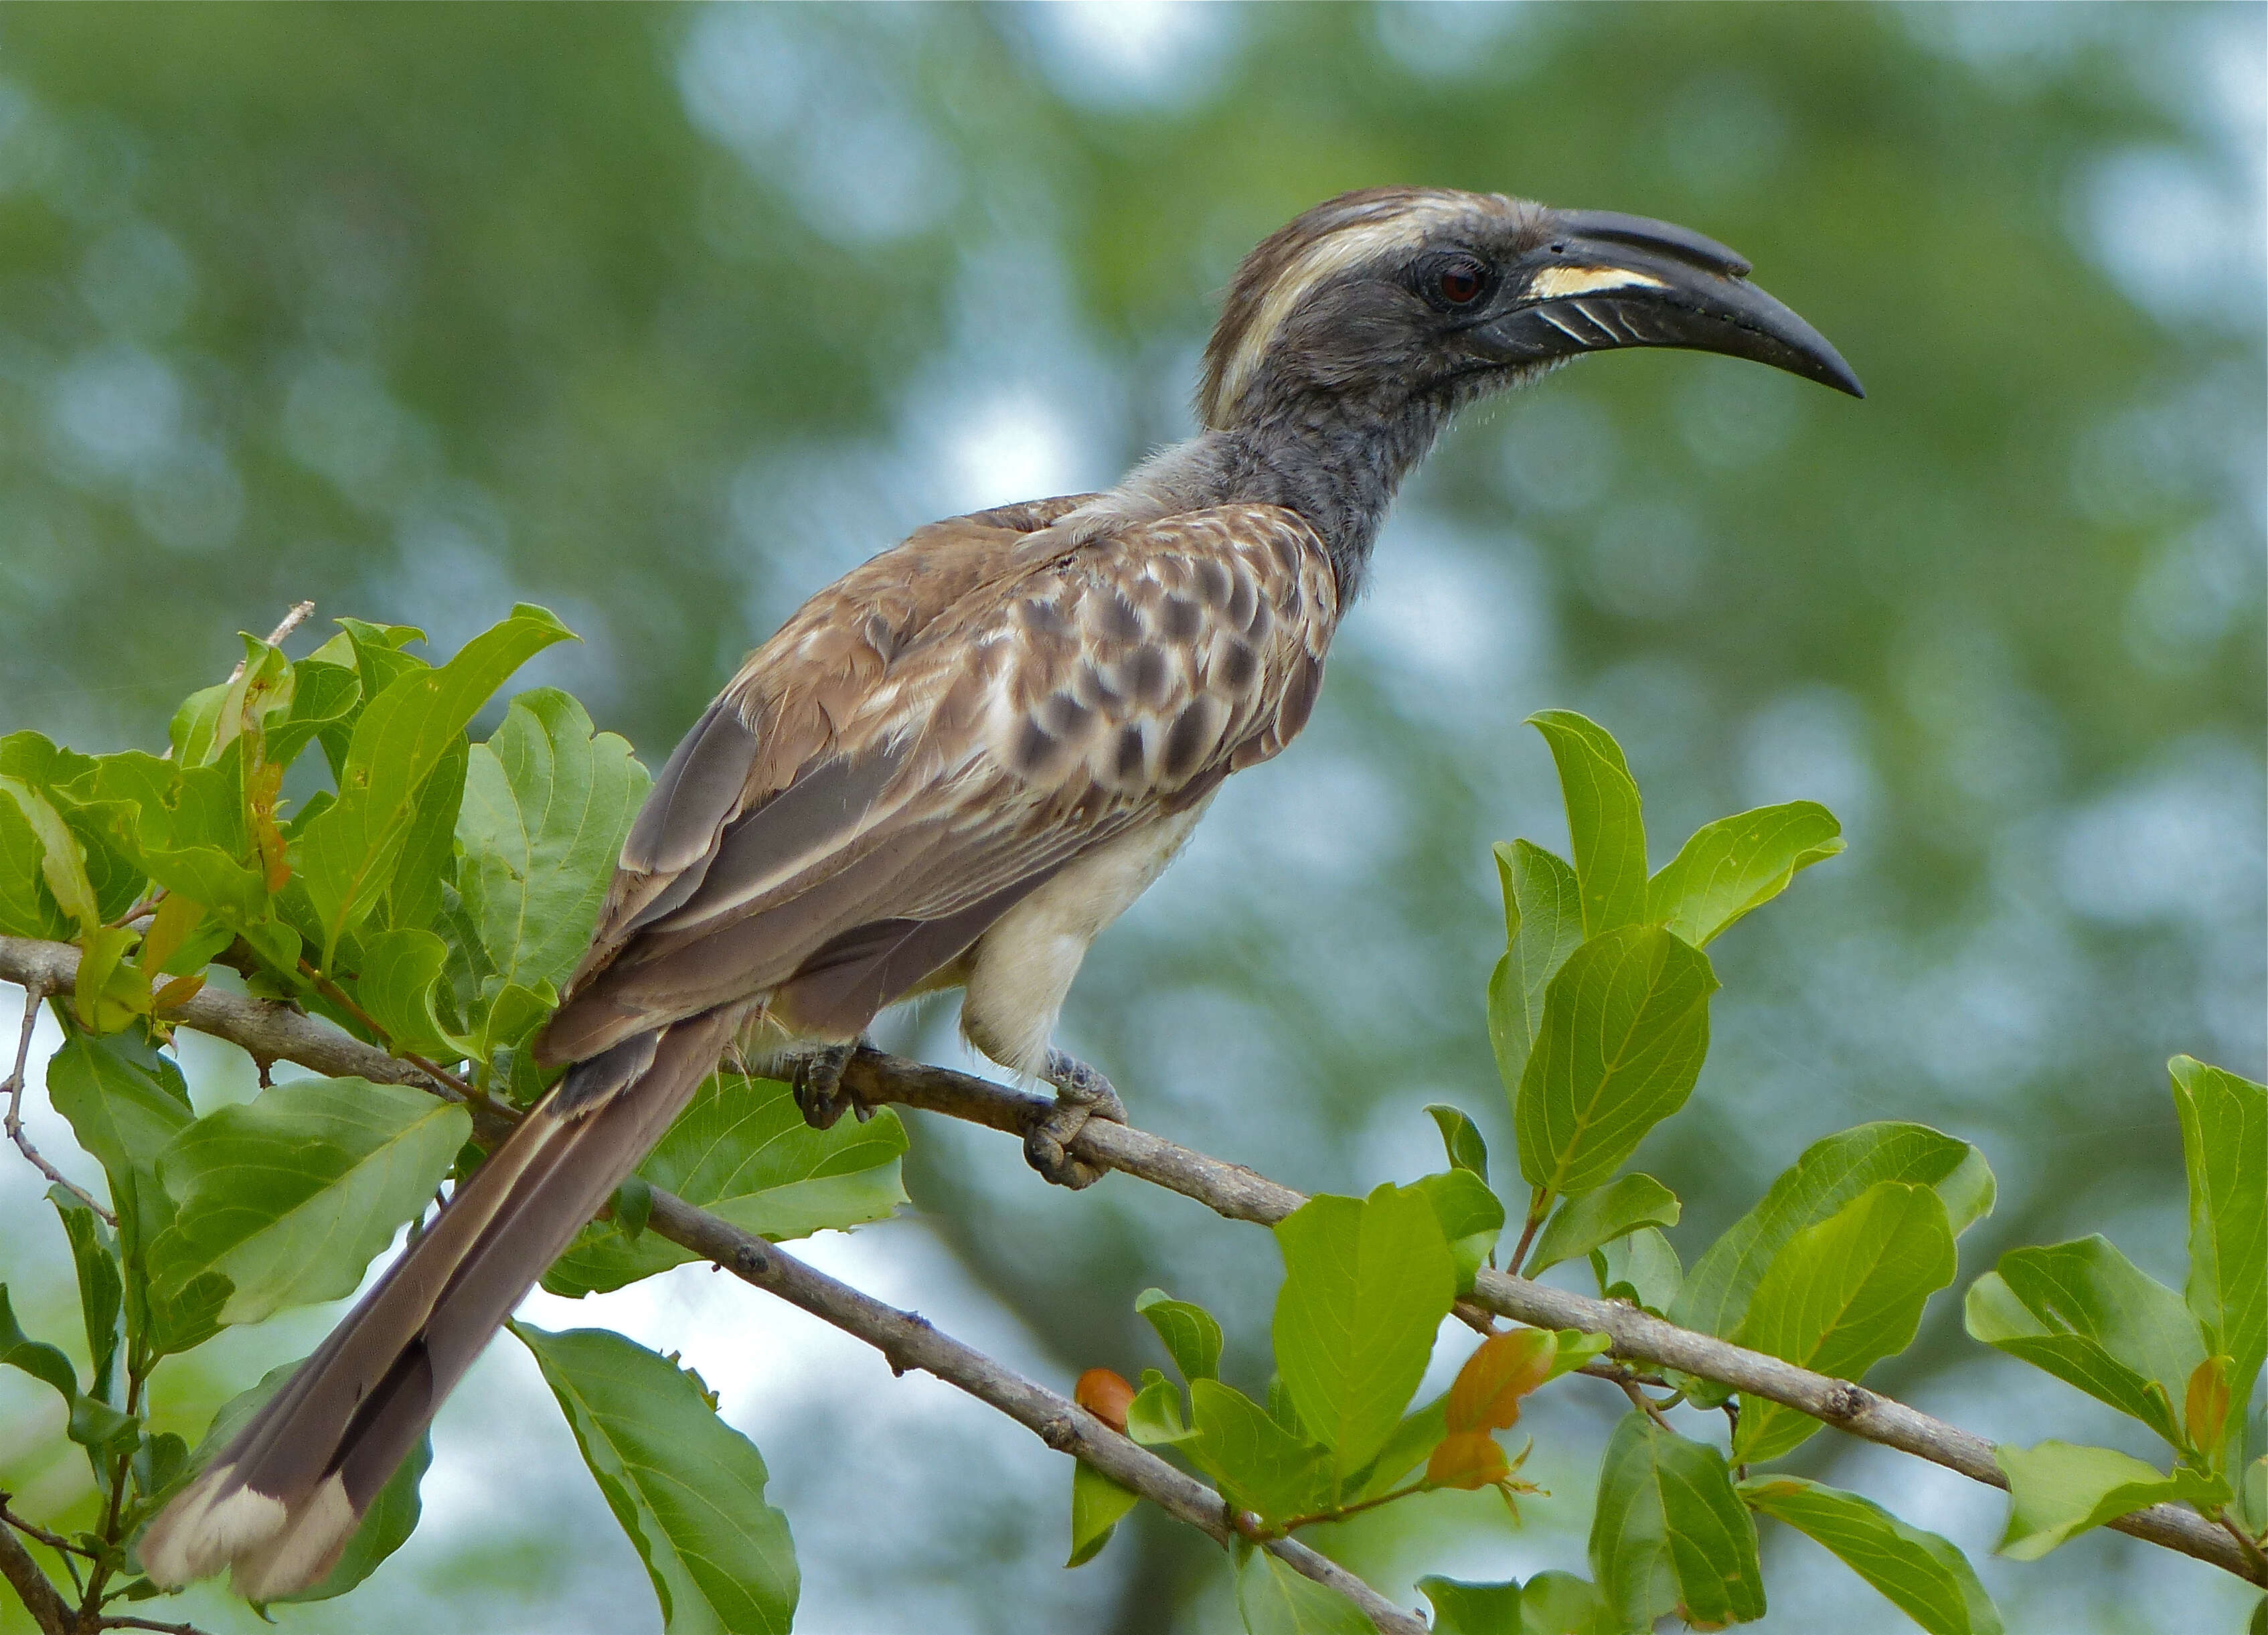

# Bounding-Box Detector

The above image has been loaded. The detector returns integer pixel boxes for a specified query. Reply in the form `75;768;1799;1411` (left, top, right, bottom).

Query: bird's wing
538;499;1338;1065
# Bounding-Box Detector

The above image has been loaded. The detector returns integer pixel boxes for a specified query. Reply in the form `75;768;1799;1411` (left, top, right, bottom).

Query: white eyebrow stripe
1214;197;1474;418
1530;264;1670;299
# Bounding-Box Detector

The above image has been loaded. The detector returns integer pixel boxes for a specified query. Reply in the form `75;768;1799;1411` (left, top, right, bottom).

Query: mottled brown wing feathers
539;499;1338;1067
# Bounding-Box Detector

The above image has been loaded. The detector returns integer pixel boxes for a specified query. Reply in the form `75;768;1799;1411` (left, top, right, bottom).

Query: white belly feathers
955;796;1214;1075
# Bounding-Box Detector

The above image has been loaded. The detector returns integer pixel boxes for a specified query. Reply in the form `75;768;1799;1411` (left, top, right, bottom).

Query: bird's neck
1096;390;1451;601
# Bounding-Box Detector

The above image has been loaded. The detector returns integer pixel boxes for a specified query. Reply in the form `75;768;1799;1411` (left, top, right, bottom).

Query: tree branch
827;1046;2263;1585
1;935;2257;1590
0;941;1422;1630
649;1193;1425;1633
224;601;317;684
0;1515;72;1635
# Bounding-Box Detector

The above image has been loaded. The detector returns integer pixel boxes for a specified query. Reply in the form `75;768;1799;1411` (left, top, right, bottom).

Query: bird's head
1198;187;1862;433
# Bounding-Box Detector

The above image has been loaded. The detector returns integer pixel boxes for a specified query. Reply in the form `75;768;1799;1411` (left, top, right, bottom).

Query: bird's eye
1437;259;1485;306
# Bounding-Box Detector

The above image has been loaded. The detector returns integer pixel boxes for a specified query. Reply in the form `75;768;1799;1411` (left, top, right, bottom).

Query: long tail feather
139;1010;736;1600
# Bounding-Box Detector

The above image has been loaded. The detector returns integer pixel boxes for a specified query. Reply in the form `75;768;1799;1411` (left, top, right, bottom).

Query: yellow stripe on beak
1528;264;1669;299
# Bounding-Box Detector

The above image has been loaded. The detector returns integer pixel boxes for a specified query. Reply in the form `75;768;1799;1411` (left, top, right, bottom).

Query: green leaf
0;1284;136;1459
1674;1123;1995;1339
1526;1174;1680;1277
1125;1376;1197;1449
0;771;100;927
544;1074;906;1296
149;1077;469;1329
1992;1439;2229;1561
1410;1166;1506;1293
175;1358;430;1602
54;749;269;923
1541;1330;1615;1385
1;1281;85;1415
1649;801;1844;946
297;605;573;957
1527;711;1648;937
458;687;650;994
1593;1227;1683;1314
1273;1184;1457;1480
514;1323;797;1634
1236;1545;1375;1635
355;927;461;1057
169;683;230;769
131;1430;188;1502
1516;925;1717;1198
43;1023;222;1356
1740;1475;2002;1635
265;659;362;772
1426;1102;1491;1181
1188;1379;1335;1524
1516;1572;1611;1634
1135;1287;1223;1383
1734;1182;1957;1462
1964;1235;2204;1448
470;977;556;1059
1348;1393;1446;1500
382;735;467;933
0;777;72;937
202;633;297;767
2169;1057;2267;1423
1418;1575;1522;1635
1588;1411;1764;1631
612;1173;654;1240
49;1185;123;1401
1066;1461;1139;1567
1486;840;1585;1096
73;924;139;1032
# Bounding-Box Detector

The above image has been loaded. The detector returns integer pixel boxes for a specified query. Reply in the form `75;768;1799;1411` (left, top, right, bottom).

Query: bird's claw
790;1042;863;1131
1023;1050;1126;1190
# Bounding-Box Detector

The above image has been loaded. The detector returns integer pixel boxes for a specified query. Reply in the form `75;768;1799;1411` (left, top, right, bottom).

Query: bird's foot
789;1041;868;1131
1023;1050;1126;1190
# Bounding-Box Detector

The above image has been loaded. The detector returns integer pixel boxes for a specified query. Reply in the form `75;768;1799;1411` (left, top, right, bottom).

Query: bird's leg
1023;1049;1127;1190
789;1040;870;1131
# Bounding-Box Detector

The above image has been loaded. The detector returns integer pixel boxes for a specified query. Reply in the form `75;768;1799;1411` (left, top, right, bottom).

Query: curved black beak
1476;208;1864;398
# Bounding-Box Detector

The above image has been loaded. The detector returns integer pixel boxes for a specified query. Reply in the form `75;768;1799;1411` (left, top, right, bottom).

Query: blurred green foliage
0;5;2258;1632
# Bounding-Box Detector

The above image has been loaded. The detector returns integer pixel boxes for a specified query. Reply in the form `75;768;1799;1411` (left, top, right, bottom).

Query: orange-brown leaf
1427;1429;1510;1490
151;973;208;1018
1076;1367;1135;1434
248;759;291;892
1446;1327;1556;1434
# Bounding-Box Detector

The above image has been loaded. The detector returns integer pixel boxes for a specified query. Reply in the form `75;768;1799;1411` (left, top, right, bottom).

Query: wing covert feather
540;500;1338;1065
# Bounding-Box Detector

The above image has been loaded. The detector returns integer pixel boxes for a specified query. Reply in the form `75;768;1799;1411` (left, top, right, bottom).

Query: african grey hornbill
143;186;1860;1597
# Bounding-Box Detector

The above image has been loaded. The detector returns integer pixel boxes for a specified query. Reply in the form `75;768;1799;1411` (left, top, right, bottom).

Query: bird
141;185;1860;1598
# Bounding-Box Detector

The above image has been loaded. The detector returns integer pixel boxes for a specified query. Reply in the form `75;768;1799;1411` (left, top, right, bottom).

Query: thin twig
0;1499;94;1559
297;961;478;1105
1507;1189;1549;1277
161;602;319;762
649;1193;1428;1634
0;1514;71;1635
0;933;2257;1589
224;601;317;685
98;1616;217;1635
1;980;113;1224
1618;1377;1676;1431
2217;1510;2268;1580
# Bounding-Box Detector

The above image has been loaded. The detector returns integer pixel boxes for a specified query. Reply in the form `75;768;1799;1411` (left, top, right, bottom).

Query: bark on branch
0;939;1423;1632
0;933;2257;1593
0;1518;71;1635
